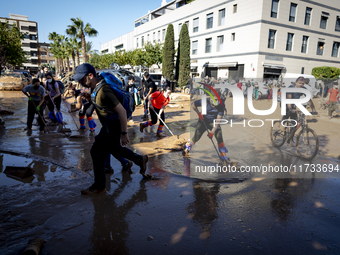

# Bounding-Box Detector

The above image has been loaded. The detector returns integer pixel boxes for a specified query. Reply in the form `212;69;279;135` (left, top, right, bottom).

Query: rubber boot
79;116;86;129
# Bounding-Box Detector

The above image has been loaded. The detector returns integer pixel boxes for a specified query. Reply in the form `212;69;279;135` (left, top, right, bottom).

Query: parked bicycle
270;111;319;160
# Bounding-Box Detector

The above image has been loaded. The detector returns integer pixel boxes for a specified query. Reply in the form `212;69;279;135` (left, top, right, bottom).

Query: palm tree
66;17;98;63
48;32;63;75
86;41;94;60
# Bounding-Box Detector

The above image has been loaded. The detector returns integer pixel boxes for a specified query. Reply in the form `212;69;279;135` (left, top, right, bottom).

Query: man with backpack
142;72;157;121
72;63;149;195
327;81;339;119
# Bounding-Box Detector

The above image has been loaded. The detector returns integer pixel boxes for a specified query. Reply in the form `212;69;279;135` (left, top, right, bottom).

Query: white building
0;14;39;72
101;0;340;81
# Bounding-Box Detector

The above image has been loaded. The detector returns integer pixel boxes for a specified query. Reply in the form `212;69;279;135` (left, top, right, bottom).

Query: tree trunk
72;52;76;72
81;33;87;63
76;50;80;67
55;59;59;77
66;57;70;73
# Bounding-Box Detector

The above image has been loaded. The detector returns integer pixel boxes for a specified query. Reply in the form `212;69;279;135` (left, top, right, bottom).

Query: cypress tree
175;39;180;81
178;23;191;88
162;24;175;80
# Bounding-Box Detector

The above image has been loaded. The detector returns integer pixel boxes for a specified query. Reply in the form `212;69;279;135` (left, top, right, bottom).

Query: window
218;9;225;26
271;0;279;18
231;33;235;41
268;29;276;48
304;7;312;25
332;42;339;57
147;34;150;42
335;16;340;32
23;34;29;39
30;35;37;40
153;32;155;43
41;52;47;56
22;43;30;47
193;18;199;33
192;41;198;55
320;12;329;29
217;35;224;51
205;38;212;53
206;13;213;29
30;43;37;48
142;36;144;46
158;31;160;42
31;52;37;57
286;33;294;51
233;4;237;13
162;29;166;41
185;20;189;30
137;38;139;48
115;44;123;50
289;3;297;22
21;26;29;30
317;41;325;55
41;60;47;63
301;36;308;53
29;26;37;32
49;52;54;57
179;23;182;34
49;60;55;64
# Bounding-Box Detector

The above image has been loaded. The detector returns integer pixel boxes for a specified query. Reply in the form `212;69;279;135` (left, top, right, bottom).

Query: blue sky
0;0;164;51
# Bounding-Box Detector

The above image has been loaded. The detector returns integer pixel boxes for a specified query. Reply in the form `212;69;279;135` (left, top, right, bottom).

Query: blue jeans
90;123;143;189
104;152;128;169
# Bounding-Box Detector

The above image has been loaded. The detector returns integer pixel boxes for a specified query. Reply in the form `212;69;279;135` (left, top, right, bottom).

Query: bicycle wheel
270;121;286;147
296;128;319;160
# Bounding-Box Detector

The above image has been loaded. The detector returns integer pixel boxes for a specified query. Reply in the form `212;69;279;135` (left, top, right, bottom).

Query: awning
203;62;237;68
263;63;286;69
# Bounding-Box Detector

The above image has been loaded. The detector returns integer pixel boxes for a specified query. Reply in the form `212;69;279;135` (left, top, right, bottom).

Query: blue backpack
91;72;135;119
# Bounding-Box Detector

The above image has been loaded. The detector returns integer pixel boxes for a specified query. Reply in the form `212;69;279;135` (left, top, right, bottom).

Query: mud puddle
0;153;76;186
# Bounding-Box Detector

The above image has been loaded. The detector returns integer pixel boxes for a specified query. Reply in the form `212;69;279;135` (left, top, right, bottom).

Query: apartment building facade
101;0;340;81
0;14;39;72
37;42;56;67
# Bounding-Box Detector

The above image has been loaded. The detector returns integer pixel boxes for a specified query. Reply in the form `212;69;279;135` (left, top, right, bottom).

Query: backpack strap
91;82;113;113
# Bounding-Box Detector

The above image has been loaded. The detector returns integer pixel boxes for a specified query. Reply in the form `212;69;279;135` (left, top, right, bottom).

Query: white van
282;73;320;98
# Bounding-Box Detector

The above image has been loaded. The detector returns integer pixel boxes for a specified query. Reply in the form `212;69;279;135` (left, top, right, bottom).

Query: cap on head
333;81;338;86
72;63;96;81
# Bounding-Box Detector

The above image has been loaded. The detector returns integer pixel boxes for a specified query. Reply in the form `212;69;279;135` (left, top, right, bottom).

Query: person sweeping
22;78;46;133
184;94;229;165
44;73;62;128
68;90;97;135
139;86;171;137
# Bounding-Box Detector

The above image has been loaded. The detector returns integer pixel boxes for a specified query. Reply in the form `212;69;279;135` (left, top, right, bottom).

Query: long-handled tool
26;94;50;133
48;94;71;133
151;108;179;139
62;99;79;130
199;116;227;166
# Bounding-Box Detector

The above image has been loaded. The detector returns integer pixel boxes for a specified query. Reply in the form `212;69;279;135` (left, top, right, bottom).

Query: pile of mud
154;137;187;152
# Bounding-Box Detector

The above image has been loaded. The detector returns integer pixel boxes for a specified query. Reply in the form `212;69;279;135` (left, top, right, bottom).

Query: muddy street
0;91;340;254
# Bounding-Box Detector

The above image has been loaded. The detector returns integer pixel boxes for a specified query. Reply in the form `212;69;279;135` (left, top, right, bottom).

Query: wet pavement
0;92;340;254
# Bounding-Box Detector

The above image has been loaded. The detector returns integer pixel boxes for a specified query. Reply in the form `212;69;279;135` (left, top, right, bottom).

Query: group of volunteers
22;66;64;133
22;63;330;196
22;64;174;195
